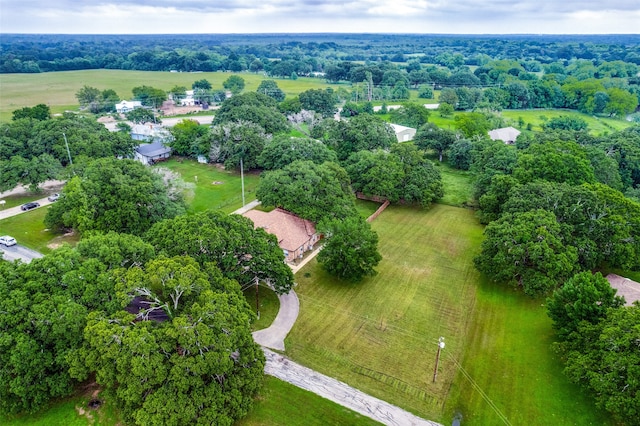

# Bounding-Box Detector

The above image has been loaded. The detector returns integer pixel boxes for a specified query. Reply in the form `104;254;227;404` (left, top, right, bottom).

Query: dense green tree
125;107;157;124
604;87;638;117
258;135;337;170
169;119;210;157
144;211;295;294
132;85;167;108
414;123;457;162
448;138;473;170
563;305;640;425
546;272;624;340
317;216;382;282
454;112;491;138
208;121;269;171
192;79;212;90
256;160;356;223
11;104;51;121
513;141;595;186
223;75;246;95
69;256;264;426
45;158;186;235
213;92;288;135
542;115;588;131
298;88;337;118
474;209;579;295
388;103;430;128
470;138;518;200
256;80;285;102
312;114;396;161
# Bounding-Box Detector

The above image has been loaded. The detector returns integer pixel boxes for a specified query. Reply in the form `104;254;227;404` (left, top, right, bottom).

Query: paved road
252;290;300;351
0;244;44;263
263;348;442;426
0;196;55;220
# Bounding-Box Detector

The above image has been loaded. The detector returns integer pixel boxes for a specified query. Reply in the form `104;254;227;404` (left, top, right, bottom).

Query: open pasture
0;70;341;122
286;204;484;421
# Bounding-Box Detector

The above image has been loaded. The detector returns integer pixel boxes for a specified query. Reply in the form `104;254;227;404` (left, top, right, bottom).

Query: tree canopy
208;121;270;171
258;135;337;170
144;211;295;294
256;160;356;224
317;216;382;282
213;92;289;135
45;157;186;235
69;256;264;426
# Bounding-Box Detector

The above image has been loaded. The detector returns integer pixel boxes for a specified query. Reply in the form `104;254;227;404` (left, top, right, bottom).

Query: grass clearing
244;286;280;332
286;204;484;421
0;206;78;253
445;278;612;425
435;162;474;207
156;158;260;213
499;109;632;135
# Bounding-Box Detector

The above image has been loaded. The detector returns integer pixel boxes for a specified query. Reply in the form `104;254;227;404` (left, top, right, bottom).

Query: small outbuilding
488;126;521;144
243;208;319;262
389;123;417;142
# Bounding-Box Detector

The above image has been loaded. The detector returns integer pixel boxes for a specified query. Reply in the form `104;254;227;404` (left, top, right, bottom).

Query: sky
1;0;639;35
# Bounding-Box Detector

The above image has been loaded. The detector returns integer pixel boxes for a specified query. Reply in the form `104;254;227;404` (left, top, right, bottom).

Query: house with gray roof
134;141;172;165
488;126;521;144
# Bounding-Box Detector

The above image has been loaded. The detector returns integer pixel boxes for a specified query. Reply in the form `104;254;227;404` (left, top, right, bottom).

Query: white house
134;141;172;165
180;90;196;106
488;127;521;144
115;100;142;114
390;123;417;142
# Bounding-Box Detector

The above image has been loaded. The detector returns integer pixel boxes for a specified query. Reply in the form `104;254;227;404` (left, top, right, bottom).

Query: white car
48;193;60;202
0;235;17;246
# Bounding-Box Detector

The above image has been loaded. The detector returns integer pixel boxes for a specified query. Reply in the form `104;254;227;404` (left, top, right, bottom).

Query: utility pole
432;337;445;383
63;133;73;166
240;156;245;207
255;277;260;319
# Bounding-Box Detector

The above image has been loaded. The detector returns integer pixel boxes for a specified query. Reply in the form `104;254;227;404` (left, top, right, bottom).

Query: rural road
0;244;44;263
263;348;442;426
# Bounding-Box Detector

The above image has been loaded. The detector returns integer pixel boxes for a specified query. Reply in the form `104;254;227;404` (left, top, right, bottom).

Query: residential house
606;274;640;306
390;123;417;142
243;208;319;262
180;90;196;106
115;100;142;114
134;141;172;165
130;123;172;143
488;126;521;144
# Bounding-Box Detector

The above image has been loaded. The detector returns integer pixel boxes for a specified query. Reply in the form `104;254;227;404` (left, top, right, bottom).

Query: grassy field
237;376;381;426
0;70;343;122
244;286;280;331
435;162;475;207
155;158;260;213
444;277;612;425
0;206;78;254
286;204;484;421
499;109;631;135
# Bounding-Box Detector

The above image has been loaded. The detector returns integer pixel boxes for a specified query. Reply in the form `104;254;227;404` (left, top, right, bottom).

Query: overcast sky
1;0;639;34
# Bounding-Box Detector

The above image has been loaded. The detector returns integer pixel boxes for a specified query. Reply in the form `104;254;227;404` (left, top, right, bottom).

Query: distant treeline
2;33;640;74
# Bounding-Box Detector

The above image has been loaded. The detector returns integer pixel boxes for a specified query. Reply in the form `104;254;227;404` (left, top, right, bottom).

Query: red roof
243;208;316;251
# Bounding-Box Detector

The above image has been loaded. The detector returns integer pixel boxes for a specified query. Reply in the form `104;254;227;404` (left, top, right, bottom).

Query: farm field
286;204;483;421
0;70;343;122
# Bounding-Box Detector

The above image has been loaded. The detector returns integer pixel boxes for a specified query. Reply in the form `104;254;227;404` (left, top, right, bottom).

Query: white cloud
1;0;639;33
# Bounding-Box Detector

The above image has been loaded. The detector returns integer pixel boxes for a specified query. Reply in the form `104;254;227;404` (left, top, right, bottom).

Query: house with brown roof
243;208;319;262
606;274;640;306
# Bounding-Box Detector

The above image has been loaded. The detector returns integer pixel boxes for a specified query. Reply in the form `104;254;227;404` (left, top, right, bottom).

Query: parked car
0;235;17;246
20;202;40;211
48;193;60;202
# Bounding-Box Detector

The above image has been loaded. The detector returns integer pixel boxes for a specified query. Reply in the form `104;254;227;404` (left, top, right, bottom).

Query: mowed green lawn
0;70;343;122
286;204;484;421
154;158;260;213
444;278;612;425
